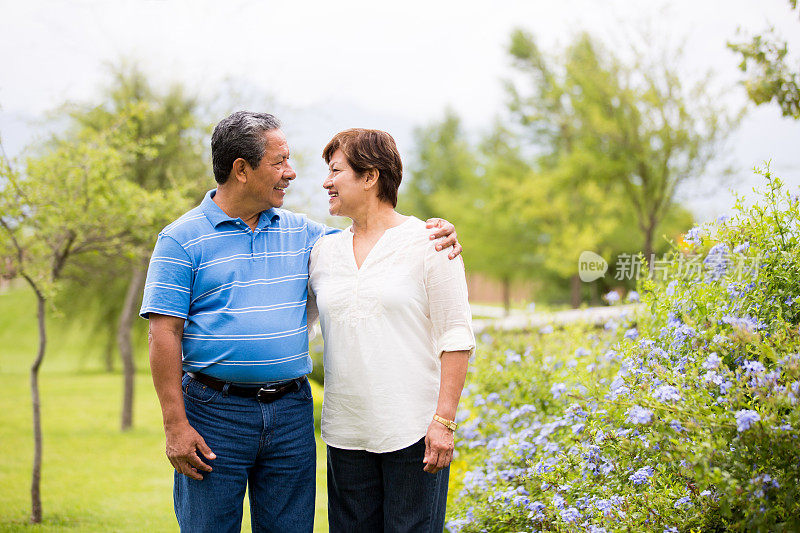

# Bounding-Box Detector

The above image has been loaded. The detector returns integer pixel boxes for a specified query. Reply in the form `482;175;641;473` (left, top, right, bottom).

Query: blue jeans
175;373;316;533
327;438;450;533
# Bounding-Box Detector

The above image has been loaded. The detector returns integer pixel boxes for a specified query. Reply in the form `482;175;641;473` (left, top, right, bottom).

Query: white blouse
308;216;475;453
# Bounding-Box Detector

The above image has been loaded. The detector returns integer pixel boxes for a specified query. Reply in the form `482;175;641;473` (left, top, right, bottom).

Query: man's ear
232;158;249;184
363;168;379;191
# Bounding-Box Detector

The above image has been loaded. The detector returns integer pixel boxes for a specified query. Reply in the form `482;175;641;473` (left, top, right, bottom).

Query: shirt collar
201;189;281;228
258;208;281;229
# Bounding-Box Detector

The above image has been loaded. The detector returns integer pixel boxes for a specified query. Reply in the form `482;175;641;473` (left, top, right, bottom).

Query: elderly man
140;111;460;533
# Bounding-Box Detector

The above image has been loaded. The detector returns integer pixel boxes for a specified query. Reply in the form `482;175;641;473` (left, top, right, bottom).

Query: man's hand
165;420;216;480
422;419;455;474
149;314;215;480
426;218;462;260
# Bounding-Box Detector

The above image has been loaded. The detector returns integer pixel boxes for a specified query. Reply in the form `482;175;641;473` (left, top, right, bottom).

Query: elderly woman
308;129;475;532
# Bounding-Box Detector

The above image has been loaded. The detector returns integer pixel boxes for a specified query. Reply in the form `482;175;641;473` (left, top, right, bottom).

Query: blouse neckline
345;216;414;272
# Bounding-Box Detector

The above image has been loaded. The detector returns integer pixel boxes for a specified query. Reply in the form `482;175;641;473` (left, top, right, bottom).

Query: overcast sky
1;0;799;221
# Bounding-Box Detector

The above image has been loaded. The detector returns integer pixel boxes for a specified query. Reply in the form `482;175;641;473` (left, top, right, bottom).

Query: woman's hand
422;419;455;474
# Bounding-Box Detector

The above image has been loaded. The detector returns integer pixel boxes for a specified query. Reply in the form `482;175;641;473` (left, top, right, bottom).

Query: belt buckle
256;385;280;403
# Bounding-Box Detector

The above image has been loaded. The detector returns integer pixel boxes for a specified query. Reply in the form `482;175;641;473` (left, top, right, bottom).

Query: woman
308;128;475;532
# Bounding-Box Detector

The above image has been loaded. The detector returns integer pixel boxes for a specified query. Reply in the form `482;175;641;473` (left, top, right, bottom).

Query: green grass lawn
0;288;329;532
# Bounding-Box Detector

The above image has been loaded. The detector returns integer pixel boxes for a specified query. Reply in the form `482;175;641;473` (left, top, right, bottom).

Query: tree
400;113;544;312
62;64;207;430
403;37;707;308
402;112;622;309
0;126;176;523
507;31;734;261
728;0;799;119
471;123;549;309
400;108;481;221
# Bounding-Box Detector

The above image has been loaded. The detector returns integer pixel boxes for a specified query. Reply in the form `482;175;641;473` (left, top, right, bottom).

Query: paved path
470;303;641;333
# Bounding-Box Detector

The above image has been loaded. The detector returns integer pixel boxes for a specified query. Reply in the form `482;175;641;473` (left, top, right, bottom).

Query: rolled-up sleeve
424;243;476;358
139;234;193;319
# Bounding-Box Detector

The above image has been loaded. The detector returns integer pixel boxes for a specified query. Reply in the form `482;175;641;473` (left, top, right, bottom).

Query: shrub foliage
448;168;800;532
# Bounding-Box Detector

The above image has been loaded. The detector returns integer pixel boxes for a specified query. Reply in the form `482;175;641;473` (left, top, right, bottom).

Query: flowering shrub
448;169;800;532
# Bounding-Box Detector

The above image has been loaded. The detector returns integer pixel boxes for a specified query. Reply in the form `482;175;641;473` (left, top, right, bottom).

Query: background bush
447;168;800;532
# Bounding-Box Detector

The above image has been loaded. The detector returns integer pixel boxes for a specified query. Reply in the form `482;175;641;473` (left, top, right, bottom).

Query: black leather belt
187;372;306;403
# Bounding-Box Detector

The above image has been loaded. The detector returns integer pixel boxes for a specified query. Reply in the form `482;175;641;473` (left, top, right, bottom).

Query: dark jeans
327;438;450;533
175;373;316;533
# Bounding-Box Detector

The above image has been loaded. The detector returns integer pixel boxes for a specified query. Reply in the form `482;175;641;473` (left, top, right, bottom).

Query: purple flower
742;360;766;374
669;419;684;432
560;507;581;523
527;501;546;513
684;227;702;246
624;328;639;340
704;243;730;281
666;280;679;296
702;352;722;370
653;385;681;402
674;496;693;509
574;347;590;357
509;493;528;506
626;290;640;303
552;494;566;509
593;498;615;516
735;409;761;432
733;242;750;254
753;473;780;490
629;465;654;485
722;315;760;333
674;323;696;341
604;291;620;304
649;347;667;359
550;383;566;399
504;349;521;364
609;376;629;399
704;371;724;386
626;406;653;425
445;519;469;532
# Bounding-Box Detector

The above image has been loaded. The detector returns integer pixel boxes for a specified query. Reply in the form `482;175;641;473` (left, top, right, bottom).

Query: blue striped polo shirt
139;190;338;384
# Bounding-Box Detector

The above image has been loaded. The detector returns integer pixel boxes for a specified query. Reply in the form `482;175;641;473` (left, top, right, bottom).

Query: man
140;111;460;532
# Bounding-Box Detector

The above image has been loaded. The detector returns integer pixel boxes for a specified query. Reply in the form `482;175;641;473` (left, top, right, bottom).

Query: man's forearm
435;351;470;421
149;327;188;428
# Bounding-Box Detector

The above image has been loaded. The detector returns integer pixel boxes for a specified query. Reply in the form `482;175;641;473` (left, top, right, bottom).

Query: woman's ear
364;168;380;191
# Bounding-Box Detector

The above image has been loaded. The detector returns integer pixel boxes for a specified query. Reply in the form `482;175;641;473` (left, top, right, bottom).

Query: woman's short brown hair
322;128;403;207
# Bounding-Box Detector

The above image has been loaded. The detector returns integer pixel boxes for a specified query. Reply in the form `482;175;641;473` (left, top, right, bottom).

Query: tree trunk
118;265;146;431
104;329;115;373
502;277;511;316
589;281;600;306
644;225;655;272
570;275;582;308
30;293;46;524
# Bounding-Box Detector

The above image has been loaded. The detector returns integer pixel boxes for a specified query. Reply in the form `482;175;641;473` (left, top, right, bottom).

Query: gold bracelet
433;414;458;431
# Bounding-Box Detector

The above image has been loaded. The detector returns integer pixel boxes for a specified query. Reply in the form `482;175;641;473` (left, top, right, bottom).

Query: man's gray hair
211;111;282;184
